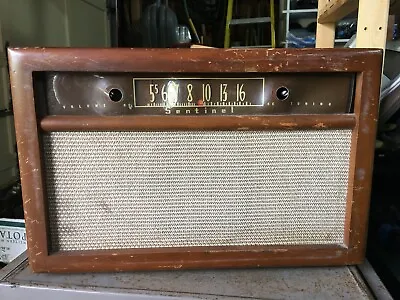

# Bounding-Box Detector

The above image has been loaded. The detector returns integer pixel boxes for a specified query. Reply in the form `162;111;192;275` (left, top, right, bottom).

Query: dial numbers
133;78;265;108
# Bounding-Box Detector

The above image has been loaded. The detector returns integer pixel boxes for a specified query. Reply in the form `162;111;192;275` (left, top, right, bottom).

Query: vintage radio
8;48;382;273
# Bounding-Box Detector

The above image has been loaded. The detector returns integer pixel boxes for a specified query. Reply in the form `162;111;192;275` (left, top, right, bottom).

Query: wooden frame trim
7;48;382;273
9;47;380;73
346;69;382;261
40;115;356;131
40;245;348;273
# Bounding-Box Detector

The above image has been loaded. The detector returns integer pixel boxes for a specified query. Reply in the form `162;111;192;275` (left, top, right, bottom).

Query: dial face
133;78;265;115
42;73;355;115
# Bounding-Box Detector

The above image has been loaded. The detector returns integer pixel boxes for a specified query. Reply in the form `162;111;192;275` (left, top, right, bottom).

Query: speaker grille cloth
43;130;352;251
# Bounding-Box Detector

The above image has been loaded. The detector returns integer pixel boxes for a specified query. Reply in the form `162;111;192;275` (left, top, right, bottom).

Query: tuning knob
276;87;289;101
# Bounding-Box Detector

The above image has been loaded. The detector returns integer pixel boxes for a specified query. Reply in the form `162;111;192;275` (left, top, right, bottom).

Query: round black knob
108;88;123;102
276;87;289;101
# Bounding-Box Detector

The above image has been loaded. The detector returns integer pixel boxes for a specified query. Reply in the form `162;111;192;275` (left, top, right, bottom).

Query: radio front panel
41;72;354;116
8;48;382;273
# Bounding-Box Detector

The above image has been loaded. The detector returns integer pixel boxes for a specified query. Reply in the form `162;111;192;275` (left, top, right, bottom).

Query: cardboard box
0;218;26;263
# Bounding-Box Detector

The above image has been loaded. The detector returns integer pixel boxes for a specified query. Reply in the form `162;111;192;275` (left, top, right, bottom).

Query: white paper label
0;218;26;263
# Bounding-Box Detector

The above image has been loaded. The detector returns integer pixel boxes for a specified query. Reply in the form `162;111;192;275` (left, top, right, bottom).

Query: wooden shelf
318;0;358;24
317;0;390;49
319;0;400;24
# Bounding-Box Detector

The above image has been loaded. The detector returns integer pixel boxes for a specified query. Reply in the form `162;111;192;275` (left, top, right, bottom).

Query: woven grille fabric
43;130;351;251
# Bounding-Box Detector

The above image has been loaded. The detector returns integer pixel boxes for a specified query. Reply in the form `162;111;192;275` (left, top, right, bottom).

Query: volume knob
108;88;123;102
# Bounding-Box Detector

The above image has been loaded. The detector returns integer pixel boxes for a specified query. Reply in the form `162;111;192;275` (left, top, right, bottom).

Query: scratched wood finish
39;245;350;273
40;115;356;131
7;48;382;273
346;70;382;262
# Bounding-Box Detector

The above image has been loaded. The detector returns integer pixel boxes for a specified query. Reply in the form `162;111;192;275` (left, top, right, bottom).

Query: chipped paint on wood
7;47;382;273
313;123;327;129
